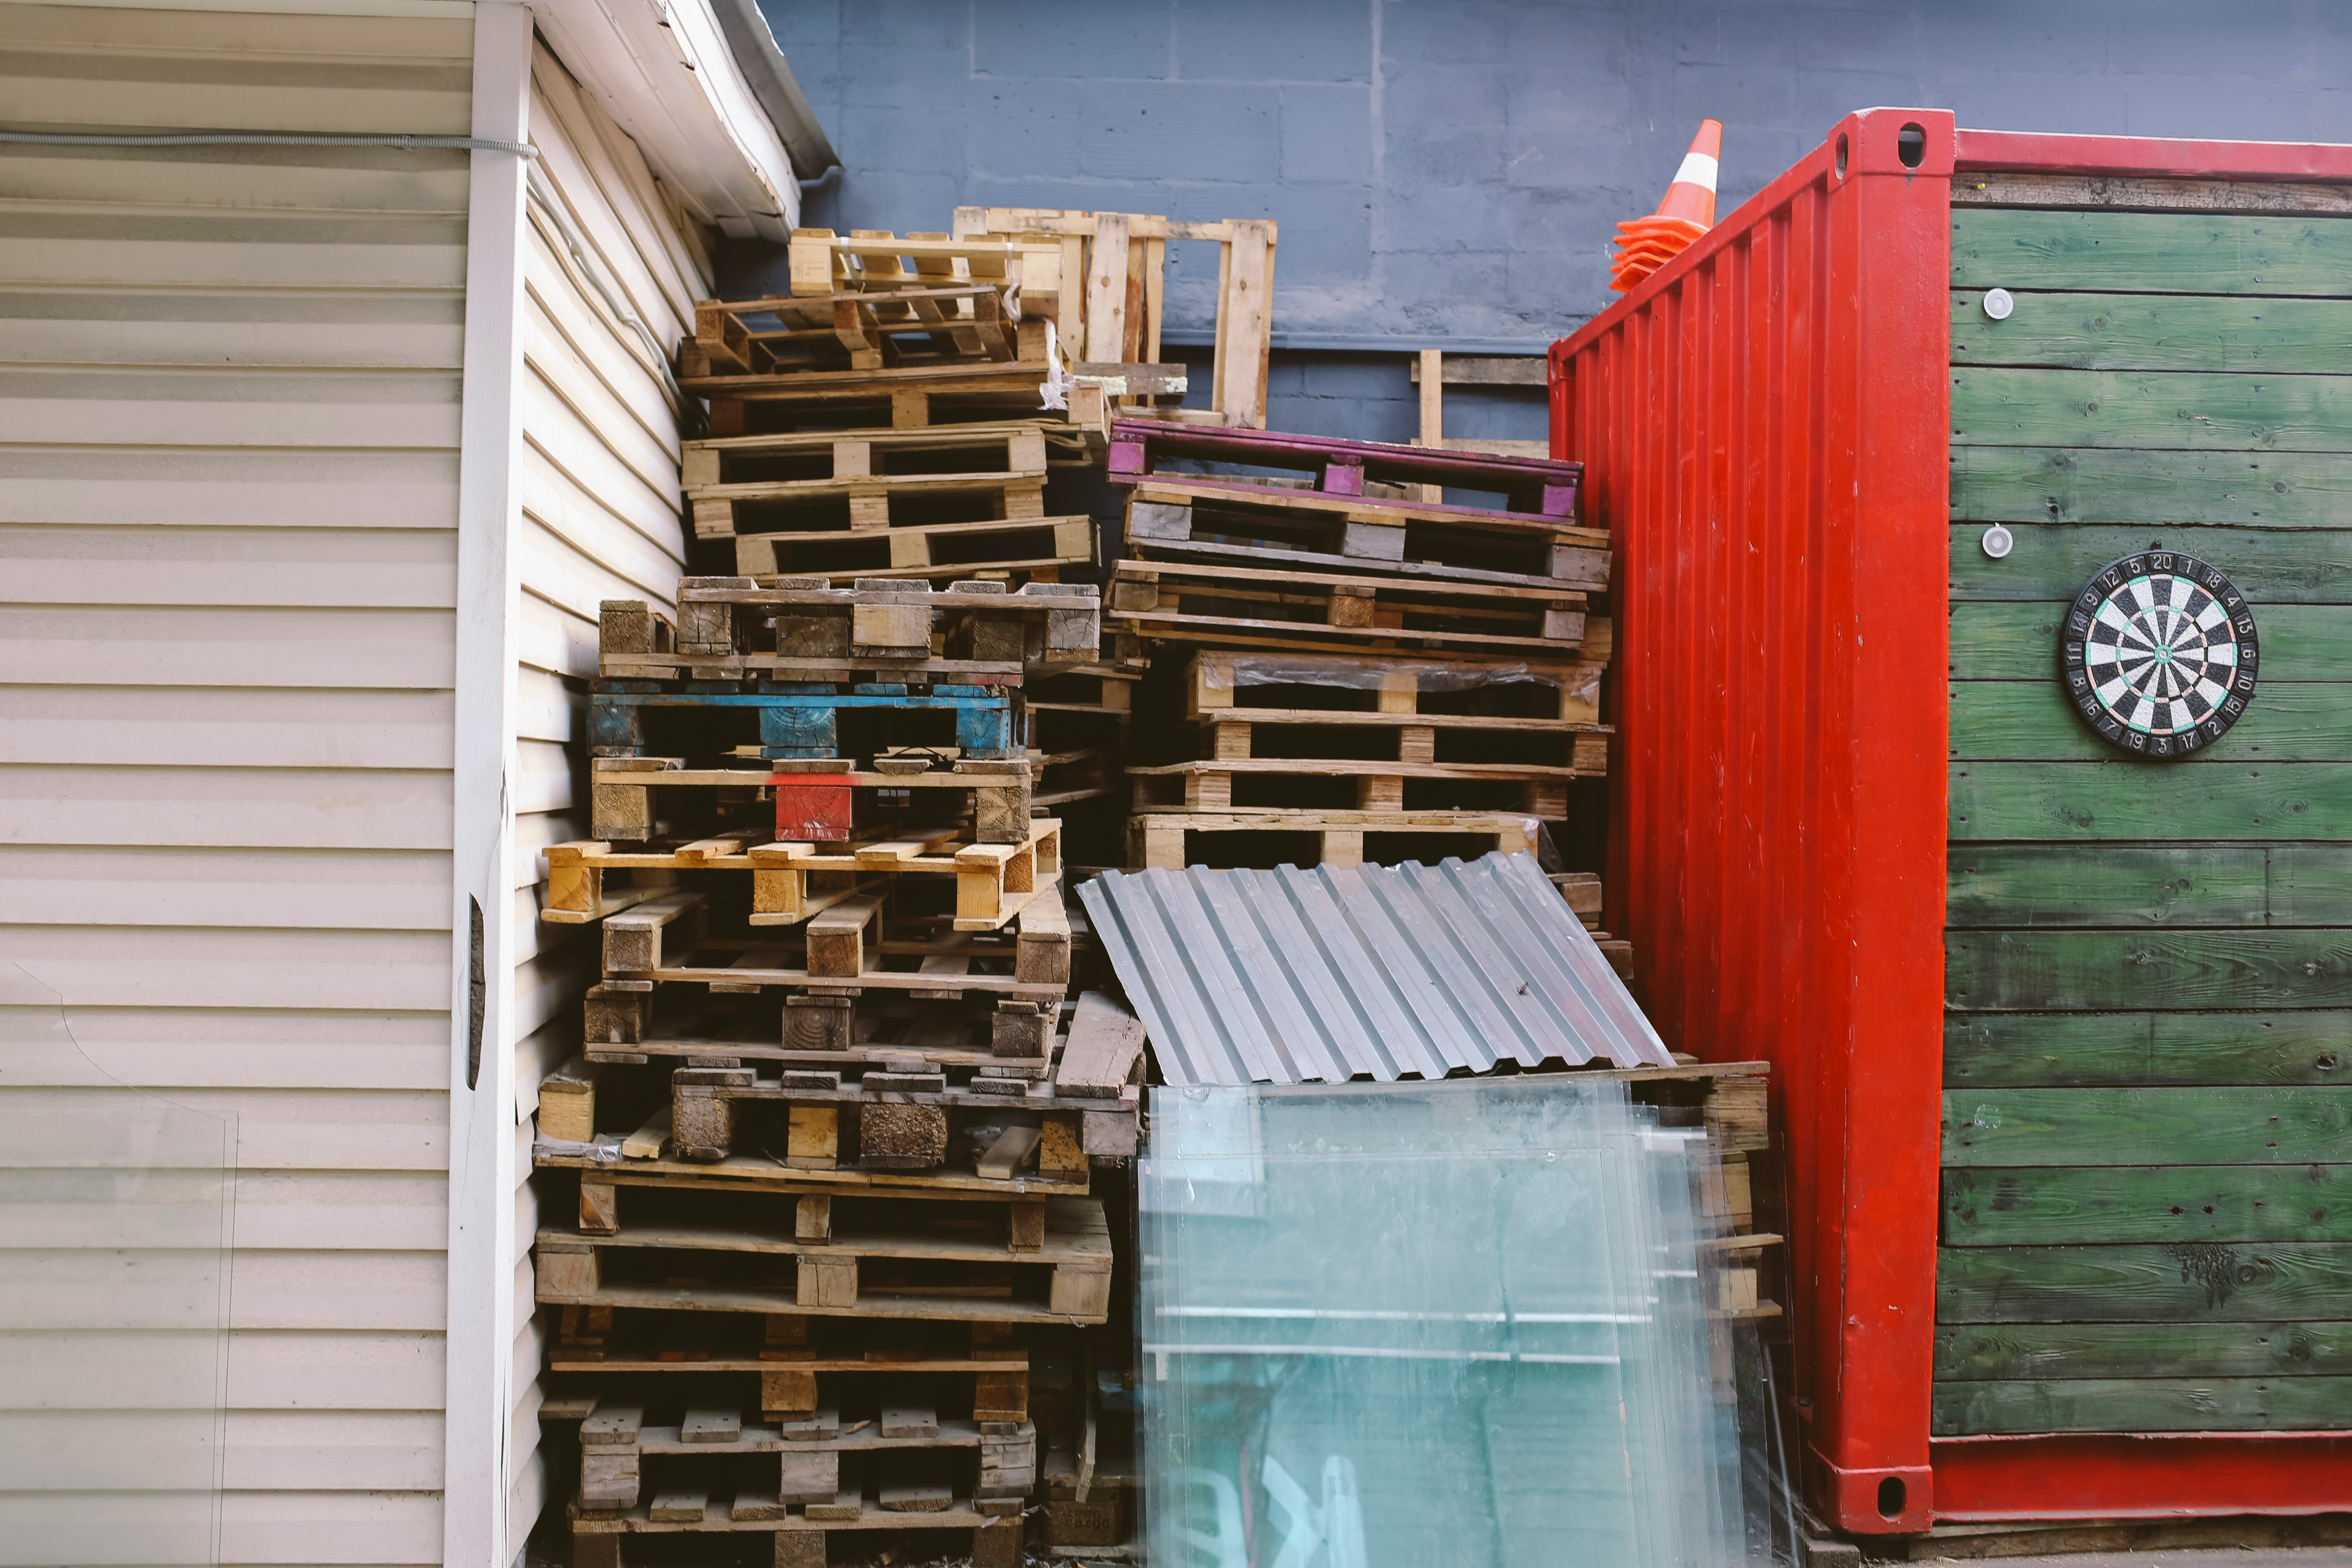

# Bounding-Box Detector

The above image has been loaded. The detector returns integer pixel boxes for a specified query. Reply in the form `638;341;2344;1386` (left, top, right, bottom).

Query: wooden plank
1948;842;2352;928
1934;1320;2352;1381
1054;992;1147;1099
1947;929;2352;1011
1951;446;2352;528
1942;1164;2352;1245
1951;291;2352;374
1952;367;2352;453
1947;842;2268;927
1409;355;1547;386
1942;1087;2352;1166
1930;1375;2352;1436
1950;761;2352;842
1945;1010;2352;1088
1951;208;2352;296
1951;523;2352;603
1951;600;2352;680
1950;680;2352;763
1952;172;2352;216
1938;1242;2352;1323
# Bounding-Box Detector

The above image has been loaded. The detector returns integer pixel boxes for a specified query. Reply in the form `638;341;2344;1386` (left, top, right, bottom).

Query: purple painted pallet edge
1105;419;1583;523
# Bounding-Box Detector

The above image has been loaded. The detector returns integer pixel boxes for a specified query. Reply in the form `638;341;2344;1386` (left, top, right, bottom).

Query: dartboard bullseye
2058;551;2259;759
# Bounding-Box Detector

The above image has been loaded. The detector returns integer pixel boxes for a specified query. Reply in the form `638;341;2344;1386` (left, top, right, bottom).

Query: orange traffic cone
1610;120;1722;293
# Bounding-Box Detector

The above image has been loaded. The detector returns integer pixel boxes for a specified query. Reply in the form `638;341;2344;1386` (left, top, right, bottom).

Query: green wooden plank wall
1942;191;2352;1440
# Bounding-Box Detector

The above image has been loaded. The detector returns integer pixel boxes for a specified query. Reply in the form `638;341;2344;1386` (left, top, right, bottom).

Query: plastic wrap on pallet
1139;1077;1788;1568
1195;651;1602;703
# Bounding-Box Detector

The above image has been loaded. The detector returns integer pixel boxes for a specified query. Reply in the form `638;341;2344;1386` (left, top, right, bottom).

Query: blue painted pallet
592;681;1020;760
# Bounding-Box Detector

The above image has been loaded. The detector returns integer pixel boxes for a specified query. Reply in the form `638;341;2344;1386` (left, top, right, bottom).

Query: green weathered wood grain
1950;761;2352;841
1952;524;2352;602
1946;930;2352;1011
1930;1375;2352;1436
1951;291;2352;373
1951;601;2350;680
1945;1011;2352;1088
1953;368;2352;453
1943;1164;2352;1246
1951;447;2352;527
1946;844;2268;926
1946;842;2352;926
1950;682;2352;763
1936;1320;2352;1381
1938;1241;2352;1323
1943;1087;2352;1165
1952;208;2352;296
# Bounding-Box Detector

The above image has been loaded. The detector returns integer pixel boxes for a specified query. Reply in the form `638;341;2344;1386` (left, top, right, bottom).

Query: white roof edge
530;0;804;240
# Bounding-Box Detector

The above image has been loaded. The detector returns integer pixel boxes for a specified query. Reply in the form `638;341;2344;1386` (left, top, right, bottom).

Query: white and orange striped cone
1610;120;1722;292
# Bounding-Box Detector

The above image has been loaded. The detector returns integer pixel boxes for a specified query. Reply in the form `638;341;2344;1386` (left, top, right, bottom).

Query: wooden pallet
537;1214;1111;1325
1552;870;1603;931
572;1398;1035;1515
1107;417;1580;521
682;426;1093;539
695;466;1049;543
952;208;1275;425
591;756;1035;844
1107;559;1596;658
539;1192;1112;1320
686;362;1176;442
570;1496;1022;1568
1128;756;1589;815
788;227;1064;316
1182;646;1602;725
1126;808;1540;870
736;514;1095;582
1124;480;1608;590
602;577;1097;679
593;683;1025;764
685;284;1033;377
546;816;1062;931
1411;349;1552;461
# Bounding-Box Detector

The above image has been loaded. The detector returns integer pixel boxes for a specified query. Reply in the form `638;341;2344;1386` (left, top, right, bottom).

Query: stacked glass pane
1139;1077;1770;1568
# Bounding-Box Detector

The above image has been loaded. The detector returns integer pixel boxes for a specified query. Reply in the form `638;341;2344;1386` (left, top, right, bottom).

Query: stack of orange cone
1610;120;1721;293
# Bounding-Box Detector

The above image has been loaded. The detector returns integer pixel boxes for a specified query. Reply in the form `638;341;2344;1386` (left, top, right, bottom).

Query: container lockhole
1877;1476;1908;1519
1897;122;1926;168
1836;134;1849;178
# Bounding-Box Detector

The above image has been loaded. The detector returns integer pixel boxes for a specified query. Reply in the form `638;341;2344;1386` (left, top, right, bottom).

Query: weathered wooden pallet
1124;481;1608;591
683;427;1087;550
591;756;1034;845
544;816;1062;931
576;990;1067;1072
1411;349;1553;461
536;1204;1112;1325
594;680;1022;763
1552;870;1603;931
734;514;1095;582
570;1398;1035;1517
789;227;1065;316
1126;808;1541;870
1107;559;1596;658
569;1498;1023;1568
1182;646;1602;725
1127;756;1587;815
951;208;1277;428
539;1193;1111;1320
694;468;1049;542
591;900;1069;994
602;576;1098;678
684;285;1033;377
1107;417;1581;521
700;374;1109;442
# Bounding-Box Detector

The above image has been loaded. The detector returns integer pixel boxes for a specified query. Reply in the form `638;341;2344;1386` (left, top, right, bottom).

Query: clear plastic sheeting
1140;1077;1787;1568
0;965;233;1567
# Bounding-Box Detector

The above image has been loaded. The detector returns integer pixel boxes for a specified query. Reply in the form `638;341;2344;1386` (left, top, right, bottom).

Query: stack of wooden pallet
536;579;1148;1568
1103;422;1618;895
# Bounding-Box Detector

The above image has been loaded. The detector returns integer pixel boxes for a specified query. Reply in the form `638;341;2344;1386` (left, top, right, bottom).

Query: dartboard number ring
2058;551;2259;760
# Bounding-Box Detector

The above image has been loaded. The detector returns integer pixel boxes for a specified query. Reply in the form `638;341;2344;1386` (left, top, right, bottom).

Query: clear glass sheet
1140;1077;1773;1568
0;965;233;1566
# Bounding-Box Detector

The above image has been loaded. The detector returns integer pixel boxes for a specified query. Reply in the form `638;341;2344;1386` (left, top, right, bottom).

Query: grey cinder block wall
749;0;2346;443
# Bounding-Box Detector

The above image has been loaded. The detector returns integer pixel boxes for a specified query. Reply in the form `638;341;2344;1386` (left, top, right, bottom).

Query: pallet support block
784;994;853;1052
672;1067;752;1162
787;1104;839;1170
796;1254;859;1308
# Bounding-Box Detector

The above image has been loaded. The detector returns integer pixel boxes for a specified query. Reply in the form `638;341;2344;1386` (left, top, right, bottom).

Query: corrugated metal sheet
1079;852;1670;1087
0;7;472;1563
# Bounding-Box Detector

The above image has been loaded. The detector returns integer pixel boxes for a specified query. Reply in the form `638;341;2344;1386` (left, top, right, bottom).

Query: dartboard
2059;551;2259;759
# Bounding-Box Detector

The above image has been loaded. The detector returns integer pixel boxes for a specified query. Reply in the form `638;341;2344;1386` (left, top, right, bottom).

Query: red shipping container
1553;110;2352;1531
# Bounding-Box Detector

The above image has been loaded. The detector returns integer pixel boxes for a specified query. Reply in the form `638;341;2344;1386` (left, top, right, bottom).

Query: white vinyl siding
502;40;702;1553
0;4;469;1564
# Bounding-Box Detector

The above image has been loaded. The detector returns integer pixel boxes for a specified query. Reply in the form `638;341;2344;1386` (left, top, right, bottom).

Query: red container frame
1550;111;2352;1533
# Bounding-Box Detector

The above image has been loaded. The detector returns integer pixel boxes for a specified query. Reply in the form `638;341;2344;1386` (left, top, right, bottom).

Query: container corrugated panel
1553;107;1957;1531
1077;852;1670;1087
1555;110;2352;1532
